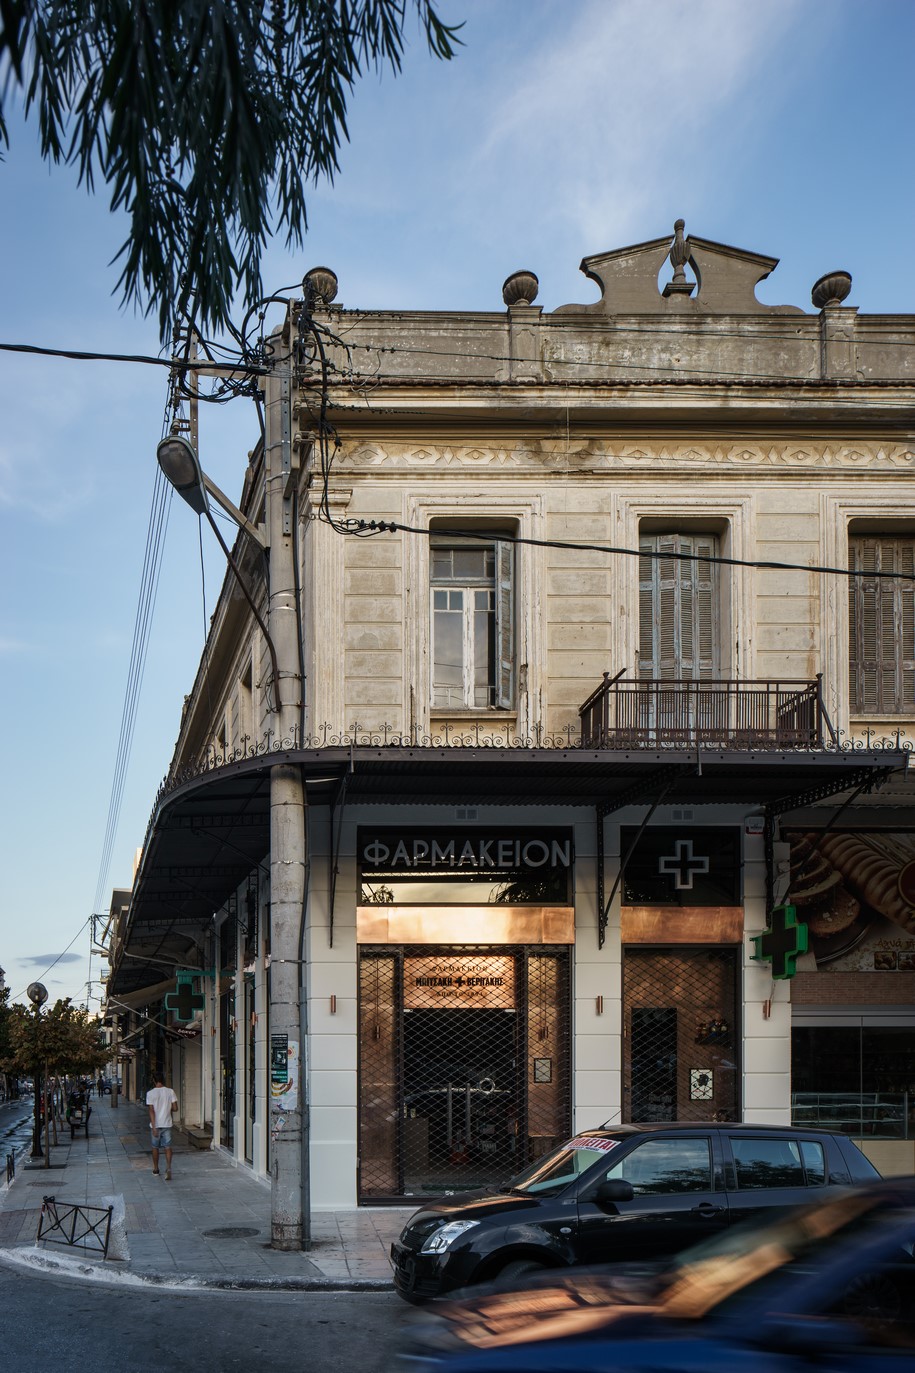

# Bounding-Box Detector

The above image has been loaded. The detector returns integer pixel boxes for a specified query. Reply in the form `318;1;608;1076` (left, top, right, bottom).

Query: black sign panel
358;828;573;905
622;828;740;906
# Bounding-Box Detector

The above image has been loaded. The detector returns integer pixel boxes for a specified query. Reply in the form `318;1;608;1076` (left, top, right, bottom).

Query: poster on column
270;1036;299;1112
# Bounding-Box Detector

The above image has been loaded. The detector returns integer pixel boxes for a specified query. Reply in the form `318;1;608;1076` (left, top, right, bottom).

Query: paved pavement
0;1096;409;1291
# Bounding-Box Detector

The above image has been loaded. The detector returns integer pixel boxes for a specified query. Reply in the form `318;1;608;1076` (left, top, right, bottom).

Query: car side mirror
593;1179;634;1208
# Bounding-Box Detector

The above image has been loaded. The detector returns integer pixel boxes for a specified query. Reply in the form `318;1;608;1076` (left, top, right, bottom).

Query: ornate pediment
557;219;803;316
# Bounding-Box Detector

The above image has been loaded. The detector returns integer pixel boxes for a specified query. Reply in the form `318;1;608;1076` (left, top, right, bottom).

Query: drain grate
201;1226;260;1239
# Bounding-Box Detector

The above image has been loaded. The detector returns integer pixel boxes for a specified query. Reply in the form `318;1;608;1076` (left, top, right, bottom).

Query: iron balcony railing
579;671;837;750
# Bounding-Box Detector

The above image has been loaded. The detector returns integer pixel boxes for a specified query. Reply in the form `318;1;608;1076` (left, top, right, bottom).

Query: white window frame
430;540;514;710
405;492;544;735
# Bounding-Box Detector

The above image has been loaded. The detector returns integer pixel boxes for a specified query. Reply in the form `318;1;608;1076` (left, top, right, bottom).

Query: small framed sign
533;1058;552;1084
690;1068;713;1101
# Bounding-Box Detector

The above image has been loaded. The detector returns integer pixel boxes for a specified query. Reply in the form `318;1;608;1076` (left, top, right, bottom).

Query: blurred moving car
391;1122;880;1303
400;1177;915;1372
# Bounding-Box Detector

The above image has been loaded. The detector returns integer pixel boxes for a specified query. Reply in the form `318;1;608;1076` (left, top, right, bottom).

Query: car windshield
658;1187;915;1322
504;1134;625;1197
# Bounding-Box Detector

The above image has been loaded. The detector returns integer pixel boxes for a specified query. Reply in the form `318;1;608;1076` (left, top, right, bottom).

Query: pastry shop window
784;830;915;968
792;1022;915;1140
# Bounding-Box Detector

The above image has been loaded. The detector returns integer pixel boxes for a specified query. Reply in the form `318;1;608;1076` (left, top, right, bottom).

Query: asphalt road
0;1264;414;1372
0;1097;34;1164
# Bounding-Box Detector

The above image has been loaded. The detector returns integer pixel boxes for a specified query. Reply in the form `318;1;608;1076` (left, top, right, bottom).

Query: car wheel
497;1258;548;1282
842;1272;902;1324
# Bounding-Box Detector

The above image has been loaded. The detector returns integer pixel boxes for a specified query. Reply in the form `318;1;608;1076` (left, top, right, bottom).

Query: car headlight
421;1219;481;1254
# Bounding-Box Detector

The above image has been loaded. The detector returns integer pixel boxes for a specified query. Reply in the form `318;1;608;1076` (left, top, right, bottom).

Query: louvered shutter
639;533;719;679
638;542;656;679
850;536;915;712
494;540;514;709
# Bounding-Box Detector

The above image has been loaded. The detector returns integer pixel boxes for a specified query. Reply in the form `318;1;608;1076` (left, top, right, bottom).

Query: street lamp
155;432;208;516
155;381;308;1251
26;981;48;1162
157;425;280;706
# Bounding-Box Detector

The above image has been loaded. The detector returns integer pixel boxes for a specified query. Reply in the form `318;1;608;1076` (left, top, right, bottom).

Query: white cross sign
658;839;710;890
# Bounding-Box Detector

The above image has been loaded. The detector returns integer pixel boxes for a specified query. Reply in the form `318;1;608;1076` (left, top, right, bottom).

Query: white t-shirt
146;1084;178;1128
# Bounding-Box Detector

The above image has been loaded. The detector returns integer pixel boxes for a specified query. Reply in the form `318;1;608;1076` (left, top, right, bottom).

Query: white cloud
0;635;30;655
471;0;802;248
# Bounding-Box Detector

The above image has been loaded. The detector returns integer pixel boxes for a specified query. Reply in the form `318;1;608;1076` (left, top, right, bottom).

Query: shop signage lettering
404;957;515;1008
361;836;572;870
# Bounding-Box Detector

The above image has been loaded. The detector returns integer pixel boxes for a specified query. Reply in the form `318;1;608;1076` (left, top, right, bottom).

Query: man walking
146;1071;178;1180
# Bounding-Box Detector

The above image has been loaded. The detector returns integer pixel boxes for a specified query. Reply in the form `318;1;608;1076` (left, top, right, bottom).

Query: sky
1;0;914;1008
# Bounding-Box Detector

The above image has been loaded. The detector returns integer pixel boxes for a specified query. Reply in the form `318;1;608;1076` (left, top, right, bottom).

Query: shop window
792;1024;915;1138
431;538;513;709
849;535;915;713
639;532;719;679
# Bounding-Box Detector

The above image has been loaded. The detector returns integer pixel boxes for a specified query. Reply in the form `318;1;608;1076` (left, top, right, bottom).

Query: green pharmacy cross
751;904;809;980
164;981;206;1023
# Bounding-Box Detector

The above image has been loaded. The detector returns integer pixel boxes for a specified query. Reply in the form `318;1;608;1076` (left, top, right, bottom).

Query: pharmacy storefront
355;828;575;1202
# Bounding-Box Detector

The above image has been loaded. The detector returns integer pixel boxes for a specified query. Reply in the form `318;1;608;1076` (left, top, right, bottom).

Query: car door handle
690;1203;724;1217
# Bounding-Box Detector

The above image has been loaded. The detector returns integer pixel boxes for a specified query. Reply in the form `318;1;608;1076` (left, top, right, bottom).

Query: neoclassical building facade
108;224;915;1212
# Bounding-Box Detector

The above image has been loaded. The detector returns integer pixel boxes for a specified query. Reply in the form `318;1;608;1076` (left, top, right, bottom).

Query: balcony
579;672;836;750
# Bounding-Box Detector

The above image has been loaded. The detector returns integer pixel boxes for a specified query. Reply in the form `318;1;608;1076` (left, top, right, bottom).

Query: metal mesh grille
623;948;738;1124
358;947;570;1201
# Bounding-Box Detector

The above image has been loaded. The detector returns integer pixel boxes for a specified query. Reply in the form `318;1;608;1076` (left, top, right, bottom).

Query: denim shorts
151;1126;172;1148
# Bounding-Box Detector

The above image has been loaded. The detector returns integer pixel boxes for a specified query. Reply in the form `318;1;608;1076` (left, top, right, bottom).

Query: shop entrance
359;947;570;1201
622;947;739;1123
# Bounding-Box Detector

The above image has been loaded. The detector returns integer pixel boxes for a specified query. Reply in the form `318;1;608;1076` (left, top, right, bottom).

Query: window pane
607;1137;712;1193
433;590;447;610
731;1136;804;1189
473;592;494;707
799;1140;826;1185
432;608;464;708
453;547;489;579
431;548;453;579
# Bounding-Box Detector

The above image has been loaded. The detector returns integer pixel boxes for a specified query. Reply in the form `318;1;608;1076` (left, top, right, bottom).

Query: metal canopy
110;744;908;996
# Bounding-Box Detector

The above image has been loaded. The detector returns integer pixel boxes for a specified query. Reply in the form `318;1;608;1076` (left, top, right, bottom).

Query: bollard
5;1151;13;1184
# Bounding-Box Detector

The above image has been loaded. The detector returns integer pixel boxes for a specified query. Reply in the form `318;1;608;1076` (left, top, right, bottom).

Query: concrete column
265;352;309;1249
269;762;308;1247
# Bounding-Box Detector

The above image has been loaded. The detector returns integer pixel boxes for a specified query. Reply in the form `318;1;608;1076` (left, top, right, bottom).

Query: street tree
0;1;462;339
1;996;108;1081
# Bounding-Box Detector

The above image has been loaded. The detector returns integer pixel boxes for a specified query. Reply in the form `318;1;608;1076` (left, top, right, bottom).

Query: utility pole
156;304;308;1250
110;1014;119;1108
264;341;309;1250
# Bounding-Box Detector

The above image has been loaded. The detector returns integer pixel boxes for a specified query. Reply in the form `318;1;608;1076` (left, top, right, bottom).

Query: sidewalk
0;1097;408;1291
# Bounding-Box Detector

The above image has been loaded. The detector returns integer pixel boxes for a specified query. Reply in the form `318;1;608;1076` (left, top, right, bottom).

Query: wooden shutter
494;540;514;709
639;534;719;679
850;536;915;712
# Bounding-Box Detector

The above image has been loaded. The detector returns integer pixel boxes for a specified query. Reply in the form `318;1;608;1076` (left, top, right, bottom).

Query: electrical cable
340;518;915;584
13;915;92;1001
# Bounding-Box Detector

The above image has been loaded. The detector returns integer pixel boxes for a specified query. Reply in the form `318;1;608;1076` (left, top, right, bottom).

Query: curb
0;1244;394;1294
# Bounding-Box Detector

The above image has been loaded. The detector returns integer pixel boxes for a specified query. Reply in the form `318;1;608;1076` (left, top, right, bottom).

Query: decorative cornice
335;440;915;472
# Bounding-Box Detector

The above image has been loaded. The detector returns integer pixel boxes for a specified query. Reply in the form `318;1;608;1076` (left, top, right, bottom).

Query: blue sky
1;0;914;1007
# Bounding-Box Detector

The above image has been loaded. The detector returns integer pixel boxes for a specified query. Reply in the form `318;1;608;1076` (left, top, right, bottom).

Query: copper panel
621;907;744;944
356;905;575;945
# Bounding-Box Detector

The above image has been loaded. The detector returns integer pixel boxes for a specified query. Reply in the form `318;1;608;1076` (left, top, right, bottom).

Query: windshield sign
568;1136;621;1153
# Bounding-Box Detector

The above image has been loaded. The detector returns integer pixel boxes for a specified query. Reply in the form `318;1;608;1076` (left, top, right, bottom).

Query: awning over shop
110;743;910;995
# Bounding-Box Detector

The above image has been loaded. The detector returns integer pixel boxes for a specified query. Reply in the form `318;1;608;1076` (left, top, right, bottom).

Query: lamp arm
202;473;267;549
204;507;283;712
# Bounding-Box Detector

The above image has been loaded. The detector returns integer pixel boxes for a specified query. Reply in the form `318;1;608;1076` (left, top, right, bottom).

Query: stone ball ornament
811;271;852;309
304;266;339;305
502;270;539;307
26;981;49;1007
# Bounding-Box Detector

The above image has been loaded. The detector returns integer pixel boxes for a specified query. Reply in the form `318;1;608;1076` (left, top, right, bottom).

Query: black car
391;1121;880;1303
